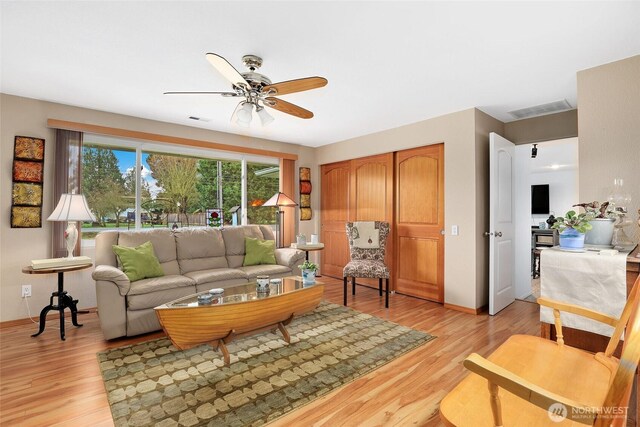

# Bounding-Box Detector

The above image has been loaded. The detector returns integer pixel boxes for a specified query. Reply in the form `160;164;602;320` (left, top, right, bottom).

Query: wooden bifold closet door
320;161;351;279
394;145;444;302
320;145;444;303
349;153;394;288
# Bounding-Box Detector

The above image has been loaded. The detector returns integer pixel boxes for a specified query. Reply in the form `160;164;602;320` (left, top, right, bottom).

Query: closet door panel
350;153;394;289
395;144;444;302
320;161;351;278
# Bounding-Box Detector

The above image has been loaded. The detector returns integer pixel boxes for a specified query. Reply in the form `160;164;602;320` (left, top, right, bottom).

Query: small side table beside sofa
22;262;93;340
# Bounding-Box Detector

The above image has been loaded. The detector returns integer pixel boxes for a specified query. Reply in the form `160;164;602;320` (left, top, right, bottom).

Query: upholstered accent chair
343;221;391;308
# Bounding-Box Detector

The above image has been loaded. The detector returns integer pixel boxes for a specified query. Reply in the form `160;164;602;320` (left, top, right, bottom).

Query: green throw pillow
243;237;276;266
112;241;164;282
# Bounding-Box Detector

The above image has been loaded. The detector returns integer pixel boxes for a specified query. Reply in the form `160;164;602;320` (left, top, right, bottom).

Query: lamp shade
261;192;298;207
47;193;96;222
256;106;274;126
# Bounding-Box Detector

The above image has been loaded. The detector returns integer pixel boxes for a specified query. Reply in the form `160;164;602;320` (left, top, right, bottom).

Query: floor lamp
262;192;298;248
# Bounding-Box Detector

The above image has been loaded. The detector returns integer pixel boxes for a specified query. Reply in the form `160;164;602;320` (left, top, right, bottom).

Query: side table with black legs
291;243;325;261
22;263;93;340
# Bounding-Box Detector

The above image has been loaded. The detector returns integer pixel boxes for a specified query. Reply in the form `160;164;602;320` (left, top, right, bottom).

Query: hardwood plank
0;277;540;426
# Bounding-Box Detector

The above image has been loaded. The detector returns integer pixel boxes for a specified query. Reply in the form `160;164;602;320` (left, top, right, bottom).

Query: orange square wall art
299;167;312;221
11;136;45;228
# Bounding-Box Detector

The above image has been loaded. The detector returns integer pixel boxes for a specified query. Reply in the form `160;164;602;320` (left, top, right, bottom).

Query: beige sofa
92;225;305;340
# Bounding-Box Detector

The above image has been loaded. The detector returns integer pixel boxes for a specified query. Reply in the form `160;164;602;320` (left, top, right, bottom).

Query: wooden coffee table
154;277;324;365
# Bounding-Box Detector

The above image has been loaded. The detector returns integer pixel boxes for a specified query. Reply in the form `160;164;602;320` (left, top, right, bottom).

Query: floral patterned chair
343;221;390;308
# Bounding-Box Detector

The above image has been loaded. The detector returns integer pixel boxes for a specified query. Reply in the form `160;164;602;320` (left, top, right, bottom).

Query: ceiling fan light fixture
233;101;253;127
256;105;274;126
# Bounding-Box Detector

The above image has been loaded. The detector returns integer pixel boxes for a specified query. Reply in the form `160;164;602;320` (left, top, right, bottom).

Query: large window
80;135;279;241
81;144;136;239
248;162;279;225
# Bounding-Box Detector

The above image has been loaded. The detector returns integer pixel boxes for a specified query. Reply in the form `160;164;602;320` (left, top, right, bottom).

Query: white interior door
489;132;516;315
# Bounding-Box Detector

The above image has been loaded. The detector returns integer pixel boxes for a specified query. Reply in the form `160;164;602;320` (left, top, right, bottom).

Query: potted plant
551;210;594;249
299;260;318;284
573;201;621;246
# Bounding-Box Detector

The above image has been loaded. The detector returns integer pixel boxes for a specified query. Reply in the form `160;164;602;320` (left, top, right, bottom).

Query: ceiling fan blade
265;97;314;119
164;91;238;96
263;77;328;96
206;53;250;89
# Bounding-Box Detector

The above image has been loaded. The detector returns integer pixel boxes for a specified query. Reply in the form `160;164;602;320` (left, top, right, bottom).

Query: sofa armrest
95;279;128;340
92;265;131;296
275;248;306;274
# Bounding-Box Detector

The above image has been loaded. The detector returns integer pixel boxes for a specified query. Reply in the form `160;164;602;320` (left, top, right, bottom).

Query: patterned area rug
97;301;435;426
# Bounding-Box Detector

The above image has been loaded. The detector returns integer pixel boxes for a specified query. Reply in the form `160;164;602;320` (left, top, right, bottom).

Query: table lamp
47;193;96;258
262;192;297;248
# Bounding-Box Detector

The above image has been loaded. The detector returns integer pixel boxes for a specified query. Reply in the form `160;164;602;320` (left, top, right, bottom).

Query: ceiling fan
165;53;328;127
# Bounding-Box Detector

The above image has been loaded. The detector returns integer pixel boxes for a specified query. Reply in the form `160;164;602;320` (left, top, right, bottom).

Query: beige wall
0;94;318;322
504;109;578;145
316;108;492;309
577;55;640;243
474;110;505;308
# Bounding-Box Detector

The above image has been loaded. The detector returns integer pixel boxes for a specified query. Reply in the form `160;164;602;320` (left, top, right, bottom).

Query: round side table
22;263;93;340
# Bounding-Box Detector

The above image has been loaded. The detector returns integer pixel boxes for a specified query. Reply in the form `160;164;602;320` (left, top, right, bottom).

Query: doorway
513;137;579;301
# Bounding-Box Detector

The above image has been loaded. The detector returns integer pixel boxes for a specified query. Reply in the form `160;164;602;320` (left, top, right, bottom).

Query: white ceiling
2;2;640;147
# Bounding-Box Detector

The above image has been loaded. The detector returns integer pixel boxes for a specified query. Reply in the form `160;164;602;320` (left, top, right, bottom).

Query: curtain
52;129;83;258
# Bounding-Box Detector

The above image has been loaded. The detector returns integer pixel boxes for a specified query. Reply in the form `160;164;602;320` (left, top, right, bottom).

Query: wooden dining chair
440;275;640;426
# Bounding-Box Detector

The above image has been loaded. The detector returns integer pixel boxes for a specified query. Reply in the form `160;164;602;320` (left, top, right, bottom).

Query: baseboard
444;303;487;315
0;307;97;329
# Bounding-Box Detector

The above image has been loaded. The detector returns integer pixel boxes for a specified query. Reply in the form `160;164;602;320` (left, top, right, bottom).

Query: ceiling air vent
188;116;211;122
508;99;572;120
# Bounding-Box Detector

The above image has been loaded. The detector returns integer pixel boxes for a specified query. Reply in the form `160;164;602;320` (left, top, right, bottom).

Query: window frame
81;133;279;246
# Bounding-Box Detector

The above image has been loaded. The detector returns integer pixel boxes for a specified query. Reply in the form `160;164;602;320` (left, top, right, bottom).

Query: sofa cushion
117;229;180;276
174;228;228;274
259;225;276;241
127;285;196;311
243;237;276;266
184;268;248;285
222;225;265;268
128;274;195;296
112;241;164;282
196;278;249;293
238;264;291;279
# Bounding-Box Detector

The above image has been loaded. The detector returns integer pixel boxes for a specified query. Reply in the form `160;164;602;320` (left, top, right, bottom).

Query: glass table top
164;276;322;308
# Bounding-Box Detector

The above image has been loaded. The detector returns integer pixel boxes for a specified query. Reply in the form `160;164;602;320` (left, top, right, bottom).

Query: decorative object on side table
47;193;96;257
11;136;45;228
551;210;593;249
573;200;621;246
608;178;634;246
300;260;318;284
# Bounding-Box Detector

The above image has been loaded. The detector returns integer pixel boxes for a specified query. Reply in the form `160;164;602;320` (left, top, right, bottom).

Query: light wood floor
0;277;540;426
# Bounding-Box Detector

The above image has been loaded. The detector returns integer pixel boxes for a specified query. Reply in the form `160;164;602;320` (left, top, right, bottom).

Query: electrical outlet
452;225;459;236
21;285;32;298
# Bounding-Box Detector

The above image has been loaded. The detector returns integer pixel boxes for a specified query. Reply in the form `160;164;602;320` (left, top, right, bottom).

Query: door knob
483;232;493;237
495;231;503;237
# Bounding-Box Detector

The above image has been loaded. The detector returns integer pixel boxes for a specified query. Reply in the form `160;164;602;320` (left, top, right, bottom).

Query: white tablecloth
540;247;628;337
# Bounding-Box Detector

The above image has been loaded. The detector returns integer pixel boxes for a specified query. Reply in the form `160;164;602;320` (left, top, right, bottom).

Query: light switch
452;225;459;236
